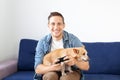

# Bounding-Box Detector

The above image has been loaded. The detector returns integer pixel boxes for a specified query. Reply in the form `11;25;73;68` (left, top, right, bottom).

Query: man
34;12;89;80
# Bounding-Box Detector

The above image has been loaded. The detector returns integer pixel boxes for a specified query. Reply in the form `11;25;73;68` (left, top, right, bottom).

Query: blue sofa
1;39;120;80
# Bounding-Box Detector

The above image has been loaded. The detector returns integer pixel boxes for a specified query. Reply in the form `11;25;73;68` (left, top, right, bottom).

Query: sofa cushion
83;42;120;75
3;71;35;80
18;39;38;71
84;74;120;80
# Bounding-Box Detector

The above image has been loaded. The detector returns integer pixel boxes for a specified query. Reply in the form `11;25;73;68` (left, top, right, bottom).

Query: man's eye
51;23;55;26
58;23;61;26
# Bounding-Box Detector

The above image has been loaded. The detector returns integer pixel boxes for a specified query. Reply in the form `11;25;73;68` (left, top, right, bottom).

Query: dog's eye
83;52;85;55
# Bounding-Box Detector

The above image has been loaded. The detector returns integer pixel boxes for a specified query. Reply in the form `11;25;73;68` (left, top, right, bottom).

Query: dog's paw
62;72;67;76
69;70;73;73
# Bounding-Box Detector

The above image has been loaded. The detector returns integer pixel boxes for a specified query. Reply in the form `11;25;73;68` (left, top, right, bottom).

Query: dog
43;46;89;75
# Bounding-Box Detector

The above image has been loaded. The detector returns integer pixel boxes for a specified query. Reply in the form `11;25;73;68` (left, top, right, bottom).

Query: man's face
48;16;65;40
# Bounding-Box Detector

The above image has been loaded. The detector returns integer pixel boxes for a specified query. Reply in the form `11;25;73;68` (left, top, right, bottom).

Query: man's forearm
35;64;61;74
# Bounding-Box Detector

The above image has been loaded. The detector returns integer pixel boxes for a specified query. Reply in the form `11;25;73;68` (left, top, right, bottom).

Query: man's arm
35;63;62;74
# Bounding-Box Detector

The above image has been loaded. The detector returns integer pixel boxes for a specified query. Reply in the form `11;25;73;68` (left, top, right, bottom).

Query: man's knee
42;72;59;80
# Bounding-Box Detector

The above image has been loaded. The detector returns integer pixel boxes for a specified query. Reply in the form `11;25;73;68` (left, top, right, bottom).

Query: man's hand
51;63;62;71
64;56;77;66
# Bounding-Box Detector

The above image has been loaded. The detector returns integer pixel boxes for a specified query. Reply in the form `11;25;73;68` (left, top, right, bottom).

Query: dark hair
48;12;65;24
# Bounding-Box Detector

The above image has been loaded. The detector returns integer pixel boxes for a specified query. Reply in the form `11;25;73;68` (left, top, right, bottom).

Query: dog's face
72;47;89;62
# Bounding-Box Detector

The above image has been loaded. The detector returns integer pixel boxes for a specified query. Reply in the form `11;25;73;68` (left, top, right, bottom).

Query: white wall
0;0;120;61
0;0;18;61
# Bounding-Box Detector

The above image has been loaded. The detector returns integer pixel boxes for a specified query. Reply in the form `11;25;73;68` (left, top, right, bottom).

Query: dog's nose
87;57;90;61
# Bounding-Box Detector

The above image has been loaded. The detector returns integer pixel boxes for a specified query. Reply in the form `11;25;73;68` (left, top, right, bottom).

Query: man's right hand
51;63;62;71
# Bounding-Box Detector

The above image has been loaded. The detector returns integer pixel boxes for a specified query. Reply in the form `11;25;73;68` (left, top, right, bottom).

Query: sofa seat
3;71;34;80
84;74;120;80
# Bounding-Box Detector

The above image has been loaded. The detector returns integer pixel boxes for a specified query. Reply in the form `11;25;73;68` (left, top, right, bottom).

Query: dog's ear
72;49;79;57
73;49;79;54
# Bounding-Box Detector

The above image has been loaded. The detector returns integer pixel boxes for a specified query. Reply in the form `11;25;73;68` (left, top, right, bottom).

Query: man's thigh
43;71;60;80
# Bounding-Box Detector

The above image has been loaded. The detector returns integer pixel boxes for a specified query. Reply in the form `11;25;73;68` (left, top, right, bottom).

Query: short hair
48;12;65;24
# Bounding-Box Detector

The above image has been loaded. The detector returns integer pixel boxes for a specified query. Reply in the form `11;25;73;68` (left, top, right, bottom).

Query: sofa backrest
17;39;120;74
18;39;38;71
83;42;120;75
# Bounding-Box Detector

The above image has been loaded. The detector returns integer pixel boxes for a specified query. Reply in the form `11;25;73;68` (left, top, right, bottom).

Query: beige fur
43;46;89;75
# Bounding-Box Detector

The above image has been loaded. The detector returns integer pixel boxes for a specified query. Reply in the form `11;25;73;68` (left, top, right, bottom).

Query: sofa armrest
0;59;17;79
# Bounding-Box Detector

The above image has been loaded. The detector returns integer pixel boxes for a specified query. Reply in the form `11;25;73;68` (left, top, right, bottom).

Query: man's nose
54;24;59;29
